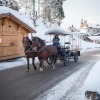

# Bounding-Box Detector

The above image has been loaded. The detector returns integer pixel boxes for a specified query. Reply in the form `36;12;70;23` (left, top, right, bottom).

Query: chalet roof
0;6;36;33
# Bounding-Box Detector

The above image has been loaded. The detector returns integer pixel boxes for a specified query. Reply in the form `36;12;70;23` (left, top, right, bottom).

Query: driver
52;34;60;47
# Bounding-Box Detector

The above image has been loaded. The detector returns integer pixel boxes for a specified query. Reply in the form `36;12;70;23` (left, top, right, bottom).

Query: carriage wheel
74;52;78;62
46;58;53;65
64;54;69;66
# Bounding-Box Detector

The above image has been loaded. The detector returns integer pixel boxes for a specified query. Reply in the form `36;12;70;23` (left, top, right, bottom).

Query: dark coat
52;36;60;46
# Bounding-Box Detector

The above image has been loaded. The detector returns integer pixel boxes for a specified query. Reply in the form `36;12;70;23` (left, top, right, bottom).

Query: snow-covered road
34;58;98;100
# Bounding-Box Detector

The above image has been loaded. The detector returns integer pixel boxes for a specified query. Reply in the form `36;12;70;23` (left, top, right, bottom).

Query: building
80;19;100;36
0;6;36;60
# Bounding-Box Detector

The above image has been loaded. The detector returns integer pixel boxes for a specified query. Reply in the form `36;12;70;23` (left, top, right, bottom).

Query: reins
38;46;45;52
25;45;33;53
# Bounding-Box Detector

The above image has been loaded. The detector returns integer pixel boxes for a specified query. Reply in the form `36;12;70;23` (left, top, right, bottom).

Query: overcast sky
61;0;100;29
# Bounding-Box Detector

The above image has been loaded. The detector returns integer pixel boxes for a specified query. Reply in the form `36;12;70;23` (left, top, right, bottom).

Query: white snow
35;66;88;100
89;36;100;40
84;61;100;93
35;58;98;100
0;58;27;70
81;39;100;51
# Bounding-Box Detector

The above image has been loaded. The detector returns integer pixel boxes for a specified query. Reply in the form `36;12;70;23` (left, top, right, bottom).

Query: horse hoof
40;68;43;72
26;69;29;72
52;65;55;70
34;67;37;70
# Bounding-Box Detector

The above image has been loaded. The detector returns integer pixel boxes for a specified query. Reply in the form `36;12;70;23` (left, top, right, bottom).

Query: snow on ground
84;61;100;94
0;57;39;71
34;58;98;100
0;57;26;71
35;66;88;100
81;40;100;52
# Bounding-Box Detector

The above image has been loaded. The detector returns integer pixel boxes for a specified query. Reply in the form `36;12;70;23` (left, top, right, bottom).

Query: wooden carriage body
0;12;36;61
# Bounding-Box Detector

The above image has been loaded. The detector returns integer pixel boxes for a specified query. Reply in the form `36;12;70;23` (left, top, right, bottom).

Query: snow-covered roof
45;28;71;36
89;36;100;40
0;6;36;33
88;23;100;28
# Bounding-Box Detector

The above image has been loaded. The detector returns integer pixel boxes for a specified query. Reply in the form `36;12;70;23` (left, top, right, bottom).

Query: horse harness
38;45;50;53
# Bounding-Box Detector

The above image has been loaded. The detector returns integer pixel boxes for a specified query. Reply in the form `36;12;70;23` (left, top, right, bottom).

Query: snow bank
81;39;100;52
84;61;100;93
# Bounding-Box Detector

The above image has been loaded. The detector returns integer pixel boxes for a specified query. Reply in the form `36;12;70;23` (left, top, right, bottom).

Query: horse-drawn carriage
45;29;81;66
22;29;81;72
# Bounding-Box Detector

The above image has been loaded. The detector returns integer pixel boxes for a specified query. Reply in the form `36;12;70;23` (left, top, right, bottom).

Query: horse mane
32;36;45;46
24;36;32;45
28;37;32;45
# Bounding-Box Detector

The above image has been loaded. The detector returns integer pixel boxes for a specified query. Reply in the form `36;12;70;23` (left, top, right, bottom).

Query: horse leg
52;60;55;70
52;54;57;70
26;57;30;72
32;58;37;70
50;56;55;70
39;58;44;73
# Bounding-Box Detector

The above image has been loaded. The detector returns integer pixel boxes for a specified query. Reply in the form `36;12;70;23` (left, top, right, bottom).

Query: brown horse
22;36;37;71
32;37;57;72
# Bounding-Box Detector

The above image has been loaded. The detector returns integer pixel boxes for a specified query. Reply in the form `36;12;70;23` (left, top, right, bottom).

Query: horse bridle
23;37;33;53
32;39;43;52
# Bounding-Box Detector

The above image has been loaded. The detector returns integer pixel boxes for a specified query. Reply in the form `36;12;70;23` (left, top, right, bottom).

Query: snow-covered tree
40;0;66;25
19;0;33;14
18;0;66;27
19;0;39;27
0;0;19;11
